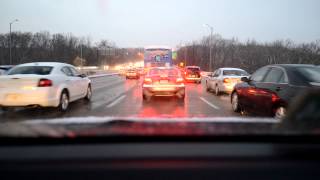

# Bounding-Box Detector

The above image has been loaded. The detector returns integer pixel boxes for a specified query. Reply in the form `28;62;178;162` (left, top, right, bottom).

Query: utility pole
204;24;213;71
9;19;18;65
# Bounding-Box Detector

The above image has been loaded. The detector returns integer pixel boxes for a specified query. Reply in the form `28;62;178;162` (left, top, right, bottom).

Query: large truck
144;46;173;68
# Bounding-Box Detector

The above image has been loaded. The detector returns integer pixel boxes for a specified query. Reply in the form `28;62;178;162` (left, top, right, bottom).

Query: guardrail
88;73;119;78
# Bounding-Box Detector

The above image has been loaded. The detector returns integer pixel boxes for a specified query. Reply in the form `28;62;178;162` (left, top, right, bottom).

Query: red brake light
38;79;52;87
223;78;231;83
144;77;152;84
176;77;184;83
272;93;280;103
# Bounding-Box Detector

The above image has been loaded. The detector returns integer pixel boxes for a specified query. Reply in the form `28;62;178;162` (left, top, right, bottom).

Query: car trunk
151;75;178;85
0;75;42;89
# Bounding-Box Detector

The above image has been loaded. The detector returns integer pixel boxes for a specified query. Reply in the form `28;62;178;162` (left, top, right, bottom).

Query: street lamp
204;24;213;71
9;19;19;65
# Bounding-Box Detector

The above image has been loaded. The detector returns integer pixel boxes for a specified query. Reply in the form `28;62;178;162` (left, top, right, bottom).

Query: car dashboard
1;136;320;180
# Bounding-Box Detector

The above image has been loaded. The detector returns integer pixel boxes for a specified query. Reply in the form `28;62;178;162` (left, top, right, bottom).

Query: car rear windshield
187;67;200;72
149;69;179;76
223;70;249;76
295;67;320;83
8;66;53;75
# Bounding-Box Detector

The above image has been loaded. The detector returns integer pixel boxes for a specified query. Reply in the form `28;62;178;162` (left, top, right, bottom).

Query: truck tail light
38;79;52;87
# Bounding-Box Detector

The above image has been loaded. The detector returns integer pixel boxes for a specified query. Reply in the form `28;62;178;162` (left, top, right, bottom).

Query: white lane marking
22;117;279;125
200;97;220;110
106;95;126;108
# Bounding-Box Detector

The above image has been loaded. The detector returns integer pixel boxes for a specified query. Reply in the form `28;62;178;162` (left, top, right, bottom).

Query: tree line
177;35;320;73
0;31;142;66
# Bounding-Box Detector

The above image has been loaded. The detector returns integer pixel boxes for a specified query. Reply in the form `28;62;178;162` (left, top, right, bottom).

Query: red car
184;66;201;83
142;67;185;101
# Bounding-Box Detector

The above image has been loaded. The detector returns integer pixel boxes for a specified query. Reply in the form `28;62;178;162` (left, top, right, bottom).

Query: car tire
143;93;151;102
275;106;286;120
206;82;211;92
58;90;69;112
84;85;92;102
215;85;220;96
231;92;241;112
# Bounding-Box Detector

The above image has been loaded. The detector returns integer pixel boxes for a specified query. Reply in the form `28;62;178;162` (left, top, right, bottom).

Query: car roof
219;67;246;71
270;64;317;69
150;67;176;70
186;66;200;68
15;62;73;67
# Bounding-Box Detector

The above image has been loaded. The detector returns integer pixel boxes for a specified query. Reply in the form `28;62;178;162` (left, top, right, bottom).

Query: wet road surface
0;75;240;122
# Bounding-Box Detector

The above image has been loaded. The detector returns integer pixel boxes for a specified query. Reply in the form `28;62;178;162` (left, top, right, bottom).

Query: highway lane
0;75;240;122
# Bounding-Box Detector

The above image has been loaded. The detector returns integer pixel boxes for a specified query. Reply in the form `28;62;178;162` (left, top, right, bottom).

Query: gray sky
0;0;319;47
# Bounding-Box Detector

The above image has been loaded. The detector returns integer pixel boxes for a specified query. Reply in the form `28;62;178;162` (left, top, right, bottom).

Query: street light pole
9;19;18;65
204;24;213;71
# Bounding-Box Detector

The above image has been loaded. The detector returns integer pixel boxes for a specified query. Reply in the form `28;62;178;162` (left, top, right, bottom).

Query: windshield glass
0;0;320;138
187;68;200;72
223;70;249;76
295;67;320;83
8;66;53;75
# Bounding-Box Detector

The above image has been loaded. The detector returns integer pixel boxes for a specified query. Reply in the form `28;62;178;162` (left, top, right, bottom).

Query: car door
207;71;216;89
211;69;220;87
256;67;290;115
68;67;87;98
240;66;270;113
61;67;79;100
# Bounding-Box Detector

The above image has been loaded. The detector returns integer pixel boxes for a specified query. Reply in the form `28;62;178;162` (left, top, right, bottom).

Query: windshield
223;70;249;76
295;67;320;83
0;0;320;138
8;66;53;75
187;68;200;72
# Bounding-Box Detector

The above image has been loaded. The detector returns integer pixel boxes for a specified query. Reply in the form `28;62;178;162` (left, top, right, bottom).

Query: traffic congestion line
106;95;126;108
199;97;220;110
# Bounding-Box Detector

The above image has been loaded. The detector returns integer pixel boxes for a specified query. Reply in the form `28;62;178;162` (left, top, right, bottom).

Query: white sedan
0;62;92;112
205;68;249;96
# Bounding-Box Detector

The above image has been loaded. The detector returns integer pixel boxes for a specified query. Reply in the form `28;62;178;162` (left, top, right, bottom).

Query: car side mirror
241;77;250;82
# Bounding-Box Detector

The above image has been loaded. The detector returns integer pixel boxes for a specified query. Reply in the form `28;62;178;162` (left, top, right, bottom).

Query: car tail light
176;77;184;83
272;93;280;103
144;77;152;84
38;79;52;87
223;78;231;83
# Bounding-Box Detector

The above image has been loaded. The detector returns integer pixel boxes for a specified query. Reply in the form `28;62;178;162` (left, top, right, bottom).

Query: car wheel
178;94;185;102
143;93;151;102
206;82;211;92
215;85;220;96
275;106;286;120
231;92;241;112
84;85;92;102
58;90;69;112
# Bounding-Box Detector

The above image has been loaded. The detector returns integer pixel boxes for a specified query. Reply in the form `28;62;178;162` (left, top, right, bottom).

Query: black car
231;64;320;118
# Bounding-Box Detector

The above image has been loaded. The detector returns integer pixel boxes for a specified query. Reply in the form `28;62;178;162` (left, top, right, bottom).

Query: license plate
160;80;168;84
192;75;196;78
6;94;20;101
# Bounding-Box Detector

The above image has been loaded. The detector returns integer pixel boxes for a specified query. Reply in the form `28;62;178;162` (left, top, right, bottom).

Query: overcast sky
0;0;319;47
